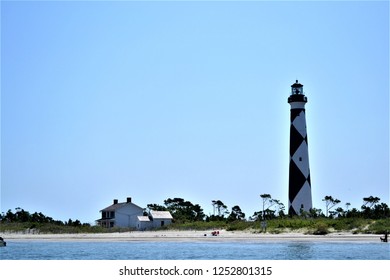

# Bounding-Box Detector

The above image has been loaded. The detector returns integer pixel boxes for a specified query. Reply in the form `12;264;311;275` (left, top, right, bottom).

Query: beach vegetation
1;196;389;234
310;221;329;235
367;219;390;234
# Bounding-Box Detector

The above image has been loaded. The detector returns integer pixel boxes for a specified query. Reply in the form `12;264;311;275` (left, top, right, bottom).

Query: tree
272;199;286;217
211;200;217;216
335;207;345;218
322;196;341;217
362;196;380;209
71;219;82;227
147;204;167;212
345;207;361;218
15;208;31;222
373;203;390;218
212;200;229;217
31;212;51;223
361;196;381;218
260;194;277;220
4;209;17;222
191;204;206;221
361;199;389;219
250;211;261;221
227;205;245;221
163;197;205;222
251;194;284;221
309;208;324;218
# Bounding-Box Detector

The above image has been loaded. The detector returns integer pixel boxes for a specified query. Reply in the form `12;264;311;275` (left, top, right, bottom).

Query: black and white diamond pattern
288;108;312;215
292;110;307;138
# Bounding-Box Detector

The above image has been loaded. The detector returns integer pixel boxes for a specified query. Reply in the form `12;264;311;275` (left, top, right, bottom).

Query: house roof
100;201;144;212
101;202;126;212
150;210;173;219
95;218;115;222
137;216;151;222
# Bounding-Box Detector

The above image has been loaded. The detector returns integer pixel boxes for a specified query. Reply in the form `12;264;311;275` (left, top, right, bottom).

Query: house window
161;221;165;227
110;211;115;218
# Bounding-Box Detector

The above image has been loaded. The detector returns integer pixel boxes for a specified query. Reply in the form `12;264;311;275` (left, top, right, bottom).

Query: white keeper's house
96;197;173;230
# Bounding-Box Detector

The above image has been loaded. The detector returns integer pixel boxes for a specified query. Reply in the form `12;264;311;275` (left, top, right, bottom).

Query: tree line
0;207;89;227
1;195;388;226
146;194;389;223
318;195;389;219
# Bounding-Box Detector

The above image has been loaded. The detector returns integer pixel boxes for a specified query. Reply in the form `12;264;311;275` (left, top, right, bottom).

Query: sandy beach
1;230;383;243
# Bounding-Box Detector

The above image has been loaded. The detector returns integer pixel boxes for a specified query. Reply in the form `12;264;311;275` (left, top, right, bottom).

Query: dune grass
1;218;389;235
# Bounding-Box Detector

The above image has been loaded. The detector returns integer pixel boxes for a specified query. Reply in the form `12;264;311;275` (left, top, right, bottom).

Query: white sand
0;230;383;243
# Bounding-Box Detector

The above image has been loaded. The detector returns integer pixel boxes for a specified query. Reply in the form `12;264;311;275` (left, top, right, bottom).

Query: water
1;241;389;260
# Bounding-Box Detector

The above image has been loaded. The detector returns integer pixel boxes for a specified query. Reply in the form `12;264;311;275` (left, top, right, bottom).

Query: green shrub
310;222;329;235
332;218;361;231
367;219;390;234
226;221;251;231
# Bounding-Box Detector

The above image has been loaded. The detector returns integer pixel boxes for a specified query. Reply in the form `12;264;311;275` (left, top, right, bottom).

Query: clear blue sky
1;0;389;223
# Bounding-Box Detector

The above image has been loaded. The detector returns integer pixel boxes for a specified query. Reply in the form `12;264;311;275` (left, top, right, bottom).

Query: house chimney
127;197;132;203
113;199;118;205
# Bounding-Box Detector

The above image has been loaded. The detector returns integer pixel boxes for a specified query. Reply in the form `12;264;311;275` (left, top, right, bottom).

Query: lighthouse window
299;157;302;161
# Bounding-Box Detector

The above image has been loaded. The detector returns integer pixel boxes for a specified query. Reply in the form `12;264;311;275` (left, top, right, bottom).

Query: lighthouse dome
291;80;303;88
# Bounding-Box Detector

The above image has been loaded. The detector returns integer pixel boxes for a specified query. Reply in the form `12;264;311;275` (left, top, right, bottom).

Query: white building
136;216;152;231
97;197;173;230
137;211;173;230
97;197;143;228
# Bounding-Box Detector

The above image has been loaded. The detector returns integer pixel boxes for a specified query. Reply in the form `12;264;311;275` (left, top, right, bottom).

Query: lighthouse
288;80;312;215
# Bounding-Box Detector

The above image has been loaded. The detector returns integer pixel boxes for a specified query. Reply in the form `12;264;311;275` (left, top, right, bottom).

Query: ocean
1;240;389;260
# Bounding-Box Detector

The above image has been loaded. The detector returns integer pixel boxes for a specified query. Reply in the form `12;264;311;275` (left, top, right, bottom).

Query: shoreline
0;230;384;243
